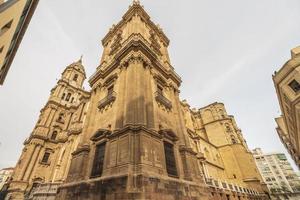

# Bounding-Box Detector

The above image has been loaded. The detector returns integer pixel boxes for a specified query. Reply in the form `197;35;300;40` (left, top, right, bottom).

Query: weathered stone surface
6;1;269;200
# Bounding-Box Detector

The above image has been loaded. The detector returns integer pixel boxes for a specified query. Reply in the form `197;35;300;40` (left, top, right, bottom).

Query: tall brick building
6;1;269;199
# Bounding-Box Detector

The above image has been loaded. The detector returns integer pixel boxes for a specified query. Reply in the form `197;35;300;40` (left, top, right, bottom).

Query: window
73;74;78;81
289;80;300;93
157;85;163;95
163;141;177;177
231;139;236;144
91;142;106;178
51;131;57;140
70;97;74;103
107;85;114;96
61;93;66;100
57;113;64;123
41;152;50;163
0;46;3;54
226;194;230;200
225;124;232;132
0;20;13;36
66;93;71;101
231;135;237;144
233;174;237;179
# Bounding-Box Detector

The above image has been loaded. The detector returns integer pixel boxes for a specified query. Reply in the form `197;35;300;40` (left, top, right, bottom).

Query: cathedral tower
56;1;209;199
6;1;270;200
7;59;90;199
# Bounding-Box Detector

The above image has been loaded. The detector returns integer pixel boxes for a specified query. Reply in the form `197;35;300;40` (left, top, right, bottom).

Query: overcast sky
0;0;300;170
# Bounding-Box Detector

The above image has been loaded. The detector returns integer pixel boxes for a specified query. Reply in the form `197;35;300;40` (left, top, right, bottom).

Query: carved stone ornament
120;51;151;67
90;129;112;141
149;30;162;56
158;128;178;141
110;30;123;56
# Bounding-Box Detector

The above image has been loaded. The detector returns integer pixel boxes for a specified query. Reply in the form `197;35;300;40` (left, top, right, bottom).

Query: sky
0;0;300;170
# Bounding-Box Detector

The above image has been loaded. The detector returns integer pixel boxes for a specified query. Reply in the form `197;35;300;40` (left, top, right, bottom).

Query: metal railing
204;178;260;196
155;92;172;109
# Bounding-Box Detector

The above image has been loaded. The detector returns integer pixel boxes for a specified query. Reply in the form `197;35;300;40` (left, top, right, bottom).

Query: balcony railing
98;92;116;109
26;182;61;199
155;92;172;109
204;178;260;196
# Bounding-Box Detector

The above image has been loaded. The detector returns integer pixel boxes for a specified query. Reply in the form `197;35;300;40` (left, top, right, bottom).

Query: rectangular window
91;142;106;178
163;141;177;177
0;20;13;36
41;152;50;163
157;85;163;95
0;46;3;54
107;85;114;96
289;80;300;93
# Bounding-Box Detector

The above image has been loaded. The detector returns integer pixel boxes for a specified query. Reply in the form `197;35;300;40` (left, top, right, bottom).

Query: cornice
57;79;90;95
101;3;169;47
90;34;181;86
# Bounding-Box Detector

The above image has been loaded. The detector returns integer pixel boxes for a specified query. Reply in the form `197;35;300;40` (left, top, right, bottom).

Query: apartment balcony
155;92;172;110
98;92;116;109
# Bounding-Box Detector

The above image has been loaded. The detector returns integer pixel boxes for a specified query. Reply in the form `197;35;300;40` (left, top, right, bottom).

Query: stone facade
0;0;39;85
6;1;269;200
273;46;300;169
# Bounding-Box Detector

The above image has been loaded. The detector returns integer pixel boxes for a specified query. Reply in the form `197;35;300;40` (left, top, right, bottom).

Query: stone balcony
155;92;172;110
27;182;61;200
98;92;116;109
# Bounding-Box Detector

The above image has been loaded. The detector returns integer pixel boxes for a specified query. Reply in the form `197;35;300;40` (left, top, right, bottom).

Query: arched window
51;131;57;140
66;93;71;101
41;152;50;163
231;135;237;144
225;123;232;132
73;74;78;81
219;109;225;118
61;93;66;100
58;113;64;122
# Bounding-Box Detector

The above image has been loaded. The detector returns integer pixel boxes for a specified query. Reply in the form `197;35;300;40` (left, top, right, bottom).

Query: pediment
90;129;112;141
159;128;178;141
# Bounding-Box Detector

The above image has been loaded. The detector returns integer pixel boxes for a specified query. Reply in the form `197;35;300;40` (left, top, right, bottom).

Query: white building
253;148;300;199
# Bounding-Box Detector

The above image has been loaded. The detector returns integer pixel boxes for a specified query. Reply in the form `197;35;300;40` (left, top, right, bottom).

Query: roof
101;1;170;47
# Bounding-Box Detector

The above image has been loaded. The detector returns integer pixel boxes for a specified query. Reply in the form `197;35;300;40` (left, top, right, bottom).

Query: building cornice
89;34;181;86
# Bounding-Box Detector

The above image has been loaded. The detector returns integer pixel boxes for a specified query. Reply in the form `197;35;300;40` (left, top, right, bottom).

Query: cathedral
6;1;269;200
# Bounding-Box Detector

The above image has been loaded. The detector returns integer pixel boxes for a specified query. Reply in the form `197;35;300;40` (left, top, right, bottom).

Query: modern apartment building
253;148;300;199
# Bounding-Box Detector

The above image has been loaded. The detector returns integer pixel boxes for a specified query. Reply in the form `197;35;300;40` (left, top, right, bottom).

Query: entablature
89;34;181;87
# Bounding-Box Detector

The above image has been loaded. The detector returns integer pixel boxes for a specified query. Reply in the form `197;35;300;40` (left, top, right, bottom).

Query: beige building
273;46;300;169
0;167;14;191
0;0;39;85
6;1;269;200
253;148;300;200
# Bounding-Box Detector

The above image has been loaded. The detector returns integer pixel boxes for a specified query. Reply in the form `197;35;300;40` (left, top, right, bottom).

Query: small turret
50;57;87;105
61;56;86;89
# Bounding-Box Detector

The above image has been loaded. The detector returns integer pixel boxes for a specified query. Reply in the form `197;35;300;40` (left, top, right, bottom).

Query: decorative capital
120;51;151;67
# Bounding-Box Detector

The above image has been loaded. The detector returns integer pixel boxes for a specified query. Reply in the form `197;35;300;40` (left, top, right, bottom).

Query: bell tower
7;58;90;199
57;2;208;200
